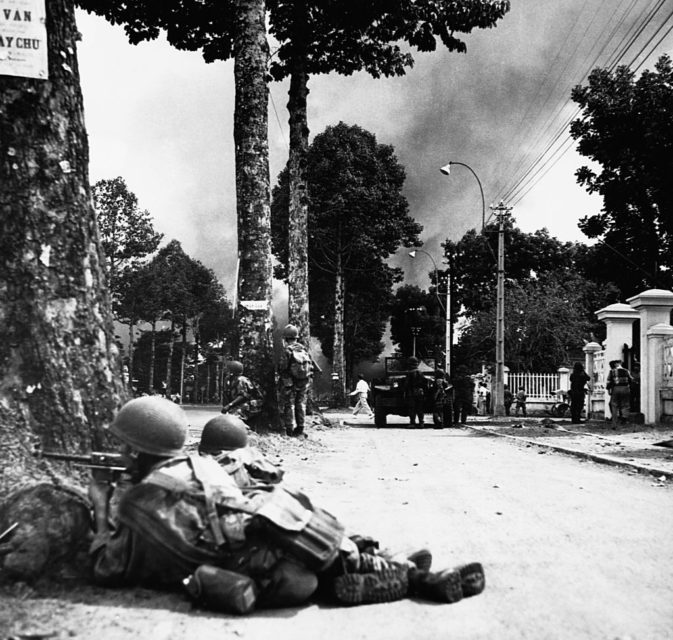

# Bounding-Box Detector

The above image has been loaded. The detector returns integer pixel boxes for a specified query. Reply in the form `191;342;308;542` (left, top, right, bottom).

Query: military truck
371;356;437;427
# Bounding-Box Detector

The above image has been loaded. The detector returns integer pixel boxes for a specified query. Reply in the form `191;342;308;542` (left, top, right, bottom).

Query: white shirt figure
350;376;374;418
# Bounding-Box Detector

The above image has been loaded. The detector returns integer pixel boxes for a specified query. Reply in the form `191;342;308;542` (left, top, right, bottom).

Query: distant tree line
94;178;234;402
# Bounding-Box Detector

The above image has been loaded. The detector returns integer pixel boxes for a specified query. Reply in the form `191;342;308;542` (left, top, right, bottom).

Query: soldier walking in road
278;324;314;437
569;362;591;424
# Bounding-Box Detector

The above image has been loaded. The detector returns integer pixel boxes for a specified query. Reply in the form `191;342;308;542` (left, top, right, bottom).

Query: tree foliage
570;55;673;296
457;273;617;372
389;285;445;359
272;122;421;373
93;177;163;302
439;222;620;371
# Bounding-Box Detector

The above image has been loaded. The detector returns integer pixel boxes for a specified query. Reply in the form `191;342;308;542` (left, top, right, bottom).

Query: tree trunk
148;320;156;393
128;317;135;392
0;0;125;494
192;327;200;403
165;318;176;396
179;318;187;404
286;9;311;346
233;0;276;424
332;248;347;406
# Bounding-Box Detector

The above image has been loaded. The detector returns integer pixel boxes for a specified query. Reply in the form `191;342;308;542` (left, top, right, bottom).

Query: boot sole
456;562;485;597
334;568;408;605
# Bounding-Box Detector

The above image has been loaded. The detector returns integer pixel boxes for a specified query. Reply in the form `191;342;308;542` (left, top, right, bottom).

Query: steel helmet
227;360;244;375
282;324;299;340
199;414;249;454
109;396;187;456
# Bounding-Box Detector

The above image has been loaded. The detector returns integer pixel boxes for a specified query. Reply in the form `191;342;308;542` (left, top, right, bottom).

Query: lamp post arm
448;161;486;231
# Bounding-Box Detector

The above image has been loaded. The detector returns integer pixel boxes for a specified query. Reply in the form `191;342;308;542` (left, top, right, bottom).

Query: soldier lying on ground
87;397;485;613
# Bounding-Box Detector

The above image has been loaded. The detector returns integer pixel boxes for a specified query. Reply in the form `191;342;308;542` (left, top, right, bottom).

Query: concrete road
184;407;673;639
4;407;672;640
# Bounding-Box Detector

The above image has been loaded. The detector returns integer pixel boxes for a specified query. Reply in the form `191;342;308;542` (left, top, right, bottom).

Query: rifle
32;447;127;483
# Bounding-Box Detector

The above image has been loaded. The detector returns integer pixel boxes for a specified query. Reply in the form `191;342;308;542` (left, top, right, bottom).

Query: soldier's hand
88;475;113;531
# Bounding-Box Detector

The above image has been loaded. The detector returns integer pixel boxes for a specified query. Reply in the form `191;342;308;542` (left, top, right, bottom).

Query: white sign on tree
0;0;47;80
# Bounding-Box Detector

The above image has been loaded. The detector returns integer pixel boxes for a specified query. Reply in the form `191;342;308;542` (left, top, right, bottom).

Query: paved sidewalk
324;408;673;481
465;417;673;480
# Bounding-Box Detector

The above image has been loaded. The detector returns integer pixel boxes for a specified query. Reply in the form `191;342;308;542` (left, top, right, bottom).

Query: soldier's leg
293;382;308;435
281;384;297;435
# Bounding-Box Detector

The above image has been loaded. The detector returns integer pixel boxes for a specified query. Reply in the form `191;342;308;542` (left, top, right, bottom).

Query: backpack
117;455;344;576
287;345;312;380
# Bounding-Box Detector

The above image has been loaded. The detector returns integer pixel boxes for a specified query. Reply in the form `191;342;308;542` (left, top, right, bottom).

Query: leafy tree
457;273;618;372
0;0;124;493
389;285;445;359
78;0;276;409
93;176;163;301
442;221;610;317
273;122;421;399
570;55;673;296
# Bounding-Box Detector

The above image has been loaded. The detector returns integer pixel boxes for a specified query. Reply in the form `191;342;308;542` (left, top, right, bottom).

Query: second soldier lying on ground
89;398;485;613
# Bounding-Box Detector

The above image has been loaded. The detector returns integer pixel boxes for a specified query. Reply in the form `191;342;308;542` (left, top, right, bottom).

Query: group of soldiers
404;358;476;428
82;396;485;613
222;323;317;437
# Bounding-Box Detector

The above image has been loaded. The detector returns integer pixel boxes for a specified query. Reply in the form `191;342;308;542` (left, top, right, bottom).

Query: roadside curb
466;425;673;480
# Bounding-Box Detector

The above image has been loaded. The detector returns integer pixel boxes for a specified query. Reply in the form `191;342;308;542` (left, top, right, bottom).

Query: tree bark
165;318;176;395
0;0;125;493
233;0;276;423
179;318;187;404
148;320;157;392
128;317;135;391
286;5;310;346
332;243;347;406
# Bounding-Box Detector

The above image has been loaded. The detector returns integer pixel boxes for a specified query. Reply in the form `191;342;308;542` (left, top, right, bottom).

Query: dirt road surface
2;406;672;640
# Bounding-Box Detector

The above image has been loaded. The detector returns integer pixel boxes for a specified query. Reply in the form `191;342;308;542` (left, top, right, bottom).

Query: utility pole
492;201;512;417
444;269;451;376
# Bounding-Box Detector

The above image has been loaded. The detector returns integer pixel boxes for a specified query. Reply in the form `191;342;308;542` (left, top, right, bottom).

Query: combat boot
333;567;408;606
408;561;485;603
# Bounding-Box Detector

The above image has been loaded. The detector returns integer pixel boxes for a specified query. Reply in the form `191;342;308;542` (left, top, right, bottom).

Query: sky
74;1;673;297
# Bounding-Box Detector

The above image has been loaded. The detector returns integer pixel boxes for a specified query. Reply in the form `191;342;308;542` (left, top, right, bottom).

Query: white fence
506;372;561;400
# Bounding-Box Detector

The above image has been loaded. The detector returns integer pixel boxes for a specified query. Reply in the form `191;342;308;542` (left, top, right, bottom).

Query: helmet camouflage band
109;396;187;457
199;414;249;454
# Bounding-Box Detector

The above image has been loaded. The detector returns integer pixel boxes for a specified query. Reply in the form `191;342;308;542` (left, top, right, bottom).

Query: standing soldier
278;324;314;437
404;357;429;427
452;366;475;426
432;370;454;429
222;361;264;431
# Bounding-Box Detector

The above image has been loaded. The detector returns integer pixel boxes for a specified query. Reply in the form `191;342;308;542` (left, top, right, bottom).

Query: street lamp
408;249;451;375
439;161;486;231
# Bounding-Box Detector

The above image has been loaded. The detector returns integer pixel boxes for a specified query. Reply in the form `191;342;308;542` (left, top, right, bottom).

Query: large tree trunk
128;317;135;392
179;318;187;404
165;318;176;396
148;320;157;392
0;0;125;494
332;249;347;406
233;0;276;424
286;7;310;346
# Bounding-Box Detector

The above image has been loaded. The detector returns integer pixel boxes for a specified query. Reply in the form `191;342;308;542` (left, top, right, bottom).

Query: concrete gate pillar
646;323;673;424
583;341;602;419
596;303;638;418
627;289;673;424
